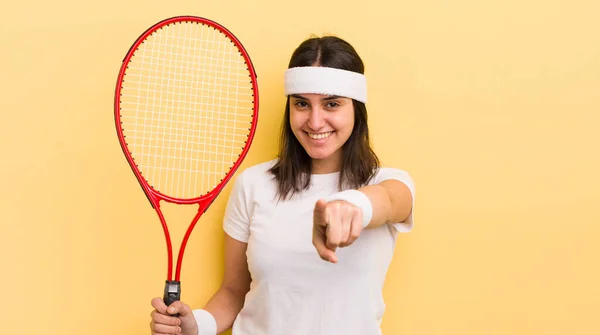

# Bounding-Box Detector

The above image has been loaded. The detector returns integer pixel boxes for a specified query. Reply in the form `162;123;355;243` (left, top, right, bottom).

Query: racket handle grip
163;280;181;313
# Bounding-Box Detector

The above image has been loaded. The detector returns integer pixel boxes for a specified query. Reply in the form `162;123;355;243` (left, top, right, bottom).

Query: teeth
308;131;333;140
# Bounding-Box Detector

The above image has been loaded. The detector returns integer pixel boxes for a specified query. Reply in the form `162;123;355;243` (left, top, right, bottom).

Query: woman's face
289;93;355;173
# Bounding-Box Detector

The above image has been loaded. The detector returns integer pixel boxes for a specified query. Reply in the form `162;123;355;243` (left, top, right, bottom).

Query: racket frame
113;15;259;294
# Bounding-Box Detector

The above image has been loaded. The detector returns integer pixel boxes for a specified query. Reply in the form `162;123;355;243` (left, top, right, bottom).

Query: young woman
150;36;415;335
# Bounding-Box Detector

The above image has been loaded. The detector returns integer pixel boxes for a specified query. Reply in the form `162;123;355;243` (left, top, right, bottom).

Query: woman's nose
307;107;326;130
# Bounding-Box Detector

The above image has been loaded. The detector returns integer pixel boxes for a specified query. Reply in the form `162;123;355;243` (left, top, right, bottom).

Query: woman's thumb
166;301;192;316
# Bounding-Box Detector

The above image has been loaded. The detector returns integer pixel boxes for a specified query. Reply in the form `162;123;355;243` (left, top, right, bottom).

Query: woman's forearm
202;287;247;334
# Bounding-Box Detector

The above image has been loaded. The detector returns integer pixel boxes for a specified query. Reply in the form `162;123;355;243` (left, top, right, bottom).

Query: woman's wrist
325;189;373;227
192;309;217;335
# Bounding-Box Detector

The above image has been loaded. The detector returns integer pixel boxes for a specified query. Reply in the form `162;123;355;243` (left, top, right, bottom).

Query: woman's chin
306;150;331;160
305;147;341;161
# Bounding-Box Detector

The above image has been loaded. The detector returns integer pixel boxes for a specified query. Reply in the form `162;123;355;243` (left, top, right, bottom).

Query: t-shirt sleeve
372;168;415;233
222;171;251;243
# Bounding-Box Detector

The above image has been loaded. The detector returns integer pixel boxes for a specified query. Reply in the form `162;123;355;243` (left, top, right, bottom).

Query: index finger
151;297;168;315
312;228;338;263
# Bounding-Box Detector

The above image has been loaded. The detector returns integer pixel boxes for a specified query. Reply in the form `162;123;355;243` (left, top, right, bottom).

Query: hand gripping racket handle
163;280;181;316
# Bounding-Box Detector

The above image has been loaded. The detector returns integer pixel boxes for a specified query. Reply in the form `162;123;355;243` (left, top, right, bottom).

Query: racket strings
119;21;255;200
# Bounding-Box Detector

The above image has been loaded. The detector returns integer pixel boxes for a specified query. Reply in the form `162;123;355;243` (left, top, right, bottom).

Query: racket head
114;16;259;207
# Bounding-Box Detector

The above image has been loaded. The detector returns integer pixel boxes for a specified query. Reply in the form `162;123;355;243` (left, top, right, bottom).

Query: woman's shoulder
369;166;414;186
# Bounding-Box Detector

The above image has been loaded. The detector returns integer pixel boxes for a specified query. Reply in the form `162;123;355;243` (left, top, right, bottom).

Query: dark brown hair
269;36;380;200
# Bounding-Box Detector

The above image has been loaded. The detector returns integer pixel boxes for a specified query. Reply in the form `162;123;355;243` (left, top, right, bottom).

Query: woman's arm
313;178;414;262
359;179;413;228
202;234;251;333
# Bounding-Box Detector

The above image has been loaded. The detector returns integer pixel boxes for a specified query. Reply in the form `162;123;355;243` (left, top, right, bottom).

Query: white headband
284;66;367;103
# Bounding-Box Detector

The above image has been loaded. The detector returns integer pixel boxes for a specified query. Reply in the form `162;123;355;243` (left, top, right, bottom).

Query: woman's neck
311;151;342;174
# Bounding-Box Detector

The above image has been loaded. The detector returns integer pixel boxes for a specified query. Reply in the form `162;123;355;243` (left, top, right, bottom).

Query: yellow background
1;0;599;334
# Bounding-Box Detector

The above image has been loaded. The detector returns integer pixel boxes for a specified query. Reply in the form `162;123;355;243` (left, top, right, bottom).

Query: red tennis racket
114;16;258;306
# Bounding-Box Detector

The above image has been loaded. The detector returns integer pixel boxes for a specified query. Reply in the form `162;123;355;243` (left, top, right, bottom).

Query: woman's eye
295;101;308;108
326;102;340;108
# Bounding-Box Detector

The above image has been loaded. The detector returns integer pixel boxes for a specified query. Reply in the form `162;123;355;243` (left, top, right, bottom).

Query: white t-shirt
223;159;415;335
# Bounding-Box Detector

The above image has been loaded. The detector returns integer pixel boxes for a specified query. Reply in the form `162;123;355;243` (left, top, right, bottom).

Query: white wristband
325;190;373;228
192;309;217;335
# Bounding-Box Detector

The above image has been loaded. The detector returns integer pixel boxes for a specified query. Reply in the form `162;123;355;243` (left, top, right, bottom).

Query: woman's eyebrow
290;94;343;101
